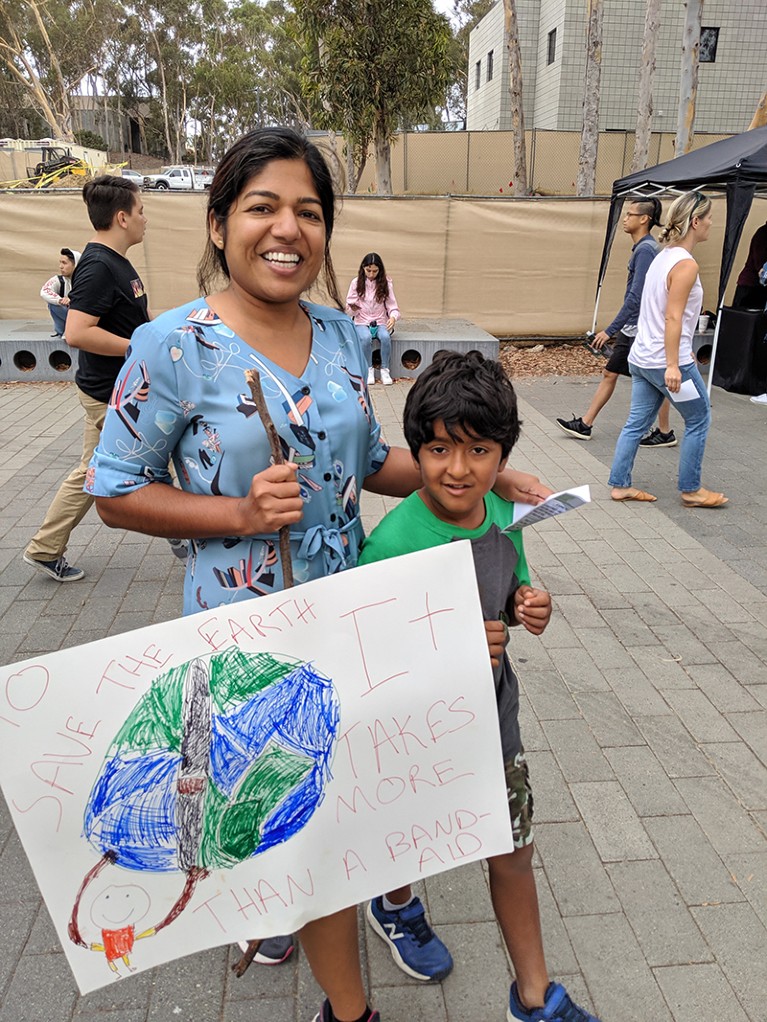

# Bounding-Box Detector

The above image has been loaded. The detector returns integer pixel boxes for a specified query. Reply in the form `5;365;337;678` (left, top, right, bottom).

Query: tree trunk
748;88;767;130
26;0;75;140
675;0;702;155
374;120;392;196
147;25;173;160
502;0;529;195
577;0;603;196
631;0;661;173
0;12;74;140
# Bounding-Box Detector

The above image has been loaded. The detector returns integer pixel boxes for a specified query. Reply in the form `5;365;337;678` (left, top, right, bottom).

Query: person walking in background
40;247;81;337
23;175;149;582
556;198;677;448
609;191;727;508
345;252;400;386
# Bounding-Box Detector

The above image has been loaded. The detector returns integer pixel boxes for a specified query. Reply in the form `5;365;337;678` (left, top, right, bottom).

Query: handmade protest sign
0;542;512;994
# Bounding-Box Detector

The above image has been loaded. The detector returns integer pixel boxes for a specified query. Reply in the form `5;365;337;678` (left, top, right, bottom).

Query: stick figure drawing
67;646;340;974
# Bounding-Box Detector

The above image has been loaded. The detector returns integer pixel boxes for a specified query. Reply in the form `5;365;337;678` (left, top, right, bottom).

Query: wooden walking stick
244;367;294;589
233;369;295;977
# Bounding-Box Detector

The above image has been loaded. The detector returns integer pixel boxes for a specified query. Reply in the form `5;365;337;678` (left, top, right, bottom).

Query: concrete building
467;0;767;134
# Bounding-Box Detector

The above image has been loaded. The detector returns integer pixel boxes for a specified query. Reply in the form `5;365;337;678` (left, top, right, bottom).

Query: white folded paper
504;485;591;531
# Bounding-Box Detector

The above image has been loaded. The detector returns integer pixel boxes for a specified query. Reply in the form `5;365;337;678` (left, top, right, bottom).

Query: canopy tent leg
705;301;725;399
591;283;603;334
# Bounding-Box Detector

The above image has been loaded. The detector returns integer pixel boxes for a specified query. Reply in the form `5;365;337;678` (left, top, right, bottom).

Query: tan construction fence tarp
1;190;763;336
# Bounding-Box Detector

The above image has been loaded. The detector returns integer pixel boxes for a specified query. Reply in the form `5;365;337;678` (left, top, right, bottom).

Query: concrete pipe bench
0;320;79;384
0;316;500;385
384;318;499;380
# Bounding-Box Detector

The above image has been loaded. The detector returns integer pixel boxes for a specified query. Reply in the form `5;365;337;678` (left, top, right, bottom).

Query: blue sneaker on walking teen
366;896;453;981
508;981;601;1021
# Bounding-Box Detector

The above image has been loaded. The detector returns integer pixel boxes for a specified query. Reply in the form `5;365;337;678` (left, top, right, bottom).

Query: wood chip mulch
499;341;604;379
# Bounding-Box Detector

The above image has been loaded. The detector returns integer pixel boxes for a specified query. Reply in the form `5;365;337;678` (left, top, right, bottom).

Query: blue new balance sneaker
366;896;453;982
508;981;601;1021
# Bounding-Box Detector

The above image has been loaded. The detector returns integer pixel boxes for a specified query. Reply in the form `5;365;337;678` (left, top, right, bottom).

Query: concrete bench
385;318;499;380
0;320;78;384
0;316;500;384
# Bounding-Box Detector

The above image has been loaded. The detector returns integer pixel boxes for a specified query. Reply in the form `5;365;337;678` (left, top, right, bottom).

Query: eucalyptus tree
502;0;528;195
0;0;111;141
631;0;661;173
675;0;702;155
296;0;455;194
577;0;603;196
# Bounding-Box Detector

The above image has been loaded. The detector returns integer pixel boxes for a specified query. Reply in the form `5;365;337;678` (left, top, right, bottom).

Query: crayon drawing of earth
83;646;339;872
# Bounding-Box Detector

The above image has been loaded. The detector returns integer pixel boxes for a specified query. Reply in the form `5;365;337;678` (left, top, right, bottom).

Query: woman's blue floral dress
88;299;389;616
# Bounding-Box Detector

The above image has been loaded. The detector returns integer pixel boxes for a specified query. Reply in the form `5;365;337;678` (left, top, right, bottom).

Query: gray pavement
1;374;766;1022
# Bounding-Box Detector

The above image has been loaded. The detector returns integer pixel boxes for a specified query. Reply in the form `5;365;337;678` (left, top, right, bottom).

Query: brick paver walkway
0;376;765;1022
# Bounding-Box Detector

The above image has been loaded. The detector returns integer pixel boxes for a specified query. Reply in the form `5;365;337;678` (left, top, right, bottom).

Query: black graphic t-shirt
69;242;149;402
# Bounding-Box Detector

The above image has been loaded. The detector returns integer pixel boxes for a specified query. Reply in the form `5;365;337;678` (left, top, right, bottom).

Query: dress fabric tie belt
296;519;358;575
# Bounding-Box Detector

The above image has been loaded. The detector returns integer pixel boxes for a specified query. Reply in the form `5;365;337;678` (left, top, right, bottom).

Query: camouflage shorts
504;750;534;849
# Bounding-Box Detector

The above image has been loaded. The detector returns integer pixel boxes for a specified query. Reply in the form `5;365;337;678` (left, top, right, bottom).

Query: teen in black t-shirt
70;242;149;402
23;176;149;582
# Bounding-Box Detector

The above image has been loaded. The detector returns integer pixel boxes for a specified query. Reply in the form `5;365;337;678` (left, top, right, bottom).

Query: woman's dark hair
355;252;391;306
197;127;342;307
82;175;139;231
403;350;521;460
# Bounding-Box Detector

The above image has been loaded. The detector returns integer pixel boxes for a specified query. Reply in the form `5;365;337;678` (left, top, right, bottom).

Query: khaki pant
25;388;108;562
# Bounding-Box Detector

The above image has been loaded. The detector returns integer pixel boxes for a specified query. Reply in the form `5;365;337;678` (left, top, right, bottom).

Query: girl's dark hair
403;351;521;460
197;127;342;307
82;175;139;231
355;252;391;306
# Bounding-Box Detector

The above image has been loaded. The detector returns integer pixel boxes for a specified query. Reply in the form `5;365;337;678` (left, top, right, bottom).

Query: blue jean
355;324;392;370
608;362;711;493
48;303;67;335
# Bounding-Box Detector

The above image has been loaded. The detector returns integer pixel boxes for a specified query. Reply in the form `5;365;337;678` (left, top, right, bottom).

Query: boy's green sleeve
357;525;391;566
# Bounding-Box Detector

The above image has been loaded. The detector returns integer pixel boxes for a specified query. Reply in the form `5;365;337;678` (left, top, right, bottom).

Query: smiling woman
84;126;417;1022
84;126;551;1022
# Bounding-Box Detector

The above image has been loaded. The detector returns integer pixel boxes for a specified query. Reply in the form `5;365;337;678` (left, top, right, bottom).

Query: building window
475;60;481;91
547;28;557;66
700;27;719;63
487;50;494;82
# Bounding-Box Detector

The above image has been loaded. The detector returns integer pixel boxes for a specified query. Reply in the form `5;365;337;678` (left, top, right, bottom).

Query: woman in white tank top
608;191;727;508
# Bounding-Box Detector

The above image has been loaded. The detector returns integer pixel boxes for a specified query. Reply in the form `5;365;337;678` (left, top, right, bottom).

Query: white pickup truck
142;166;213;191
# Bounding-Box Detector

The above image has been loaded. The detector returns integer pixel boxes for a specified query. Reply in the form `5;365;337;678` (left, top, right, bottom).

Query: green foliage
74;129;107;150
295;0;458;152
0;0;469;170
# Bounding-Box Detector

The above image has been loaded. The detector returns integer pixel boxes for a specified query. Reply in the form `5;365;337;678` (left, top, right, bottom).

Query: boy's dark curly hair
403;350;521;460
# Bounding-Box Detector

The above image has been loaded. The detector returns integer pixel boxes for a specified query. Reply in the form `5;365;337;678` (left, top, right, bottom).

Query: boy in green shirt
359;352;600;1022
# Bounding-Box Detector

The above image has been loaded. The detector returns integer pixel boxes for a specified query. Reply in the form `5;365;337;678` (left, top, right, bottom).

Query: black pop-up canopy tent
594;126;767;394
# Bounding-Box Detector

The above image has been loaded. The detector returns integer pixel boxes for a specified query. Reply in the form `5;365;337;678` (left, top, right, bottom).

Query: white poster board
0;542;512;994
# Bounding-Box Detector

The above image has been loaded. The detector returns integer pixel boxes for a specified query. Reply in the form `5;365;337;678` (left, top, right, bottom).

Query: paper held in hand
504;485;591;531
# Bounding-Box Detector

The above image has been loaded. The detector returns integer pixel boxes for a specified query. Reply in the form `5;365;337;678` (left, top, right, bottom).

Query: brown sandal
681;489;728;508
611;489;657;503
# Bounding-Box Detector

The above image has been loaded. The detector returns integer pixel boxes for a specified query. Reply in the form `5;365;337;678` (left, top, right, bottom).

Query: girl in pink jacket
345;252;401;386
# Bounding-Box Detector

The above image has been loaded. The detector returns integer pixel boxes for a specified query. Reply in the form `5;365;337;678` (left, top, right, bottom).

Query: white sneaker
367;367;376;385
380;368;393;386
750;393;767;405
